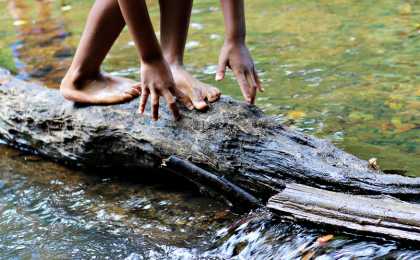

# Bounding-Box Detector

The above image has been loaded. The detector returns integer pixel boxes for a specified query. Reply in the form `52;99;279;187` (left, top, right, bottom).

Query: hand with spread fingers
118;0;185;121
216;41;263;104
138;59;180;121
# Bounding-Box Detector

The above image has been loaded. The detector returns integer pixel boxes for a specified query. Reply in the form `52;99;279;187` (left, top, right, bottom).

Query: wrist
224;37;245;47
141;51;164;65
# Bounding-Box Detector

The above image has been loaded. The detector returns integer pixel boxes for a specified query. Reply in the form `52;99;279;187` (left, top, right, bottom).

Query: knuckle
165;82;175;89
236;66;247;74
233;68;242;75
245;65;253;73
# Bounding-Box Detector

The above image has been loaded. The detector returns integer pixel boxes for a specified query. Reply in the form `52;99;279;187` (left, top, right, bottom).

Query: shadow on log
268;183;420;242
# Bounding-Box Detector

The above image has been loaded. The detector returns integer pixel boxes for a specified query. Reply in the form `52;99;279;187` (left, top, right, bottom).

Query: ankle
163;53;183;66
168;63;184;71
64;66;99;84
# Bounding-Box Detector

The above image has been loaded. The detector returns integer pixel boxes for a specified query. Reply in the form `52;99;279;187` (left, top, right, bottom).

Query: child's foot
170;64;221;110
60;70;141;105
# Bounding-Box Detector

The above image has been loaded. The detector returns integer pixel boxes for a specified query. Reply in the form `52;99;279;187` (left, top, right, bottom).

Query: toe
125;88;140;98
132;83;142;94
192;98;208;110
191;89;208;110
207;87;221;103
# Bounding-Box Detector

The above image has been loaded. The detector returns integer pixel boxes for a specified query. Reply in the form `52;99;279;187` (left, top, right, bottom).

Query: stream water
0;0;419;259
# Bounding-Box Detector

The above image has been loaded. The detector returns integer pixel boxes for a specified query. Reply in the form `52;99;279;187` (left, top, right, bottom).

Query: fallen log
1;67;420;200
2;67;420;241
267;183;420;242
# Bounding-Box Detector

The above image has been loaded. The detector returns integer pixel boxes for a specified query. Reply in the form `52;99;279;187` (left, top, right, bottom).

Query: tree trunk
267;183;420;242
1;67;420;202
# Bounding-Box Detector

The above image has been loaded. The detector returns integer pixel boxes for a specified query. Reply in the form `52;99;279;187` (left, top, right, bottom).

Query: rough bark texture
268;183;420;242
1;67;420;201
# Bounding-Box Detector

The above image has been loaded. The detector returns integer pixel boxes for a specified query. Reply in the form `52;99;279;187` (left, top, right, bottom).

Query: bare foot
60;70;141;105
170;64;221;110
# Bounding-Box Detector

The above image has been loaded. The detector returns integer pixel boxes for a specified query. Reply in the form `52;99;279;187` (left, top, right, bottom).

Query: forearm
217;0;263;104
117;0;163;63
220;0;246;44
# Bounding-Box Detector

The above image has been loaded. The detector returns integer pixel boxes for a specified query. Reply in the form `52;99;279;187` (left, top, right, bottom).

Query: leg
159;0;221;110
60;0;140;105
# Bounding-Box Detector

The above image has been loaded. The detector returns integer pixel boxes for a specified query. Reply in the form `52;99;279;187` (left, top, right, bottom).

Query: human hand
139;59;180;120
216;41;263;104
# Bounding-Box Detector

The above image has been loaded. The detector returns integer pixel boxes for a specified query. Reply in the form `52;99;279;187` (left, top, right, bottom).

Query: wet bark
1;67;420;202
268;183;420;242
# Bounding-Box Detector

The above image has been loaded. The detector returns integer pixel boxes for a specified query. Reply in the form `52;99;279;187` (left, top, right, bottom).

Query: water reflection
7;0;73;87
0;145;235;258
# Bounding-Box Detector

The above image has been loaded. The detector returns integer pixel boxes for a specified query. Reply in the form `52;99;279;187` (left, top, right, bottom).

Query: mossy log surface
1;67;420;202
268;183;420;242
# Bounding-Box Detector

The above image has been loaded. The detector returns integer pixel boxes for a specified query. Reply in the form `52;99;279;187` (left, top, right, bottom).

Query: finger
150;90;160;121
168;84;194;111
253;69;264;92
215;59;227;81
162;91;181;120
234;71;252;104
174;88;194;110
138;87;149;114
246;72;257;105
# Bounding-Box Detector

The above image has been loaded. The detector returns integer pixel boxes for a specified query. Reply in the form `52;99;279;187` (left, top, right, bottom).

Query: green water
0;0;420;258
1;0;418;175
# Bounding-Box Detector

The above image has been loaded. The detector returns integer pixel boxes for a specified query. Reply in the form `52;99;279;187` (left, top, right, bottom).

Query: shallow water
0;0;419;259
0;144;237;259
1;144;420;259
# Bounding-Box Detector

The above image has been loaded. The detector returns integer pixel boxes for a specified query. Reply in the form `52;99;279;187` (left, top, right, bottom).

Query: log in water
268;183;420;242
2;67;420;241
1;67;420;201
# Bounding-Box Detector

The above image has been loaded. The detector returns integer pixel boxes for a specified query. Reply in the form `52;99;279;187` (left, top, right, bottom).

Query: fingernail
215;74;222;81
